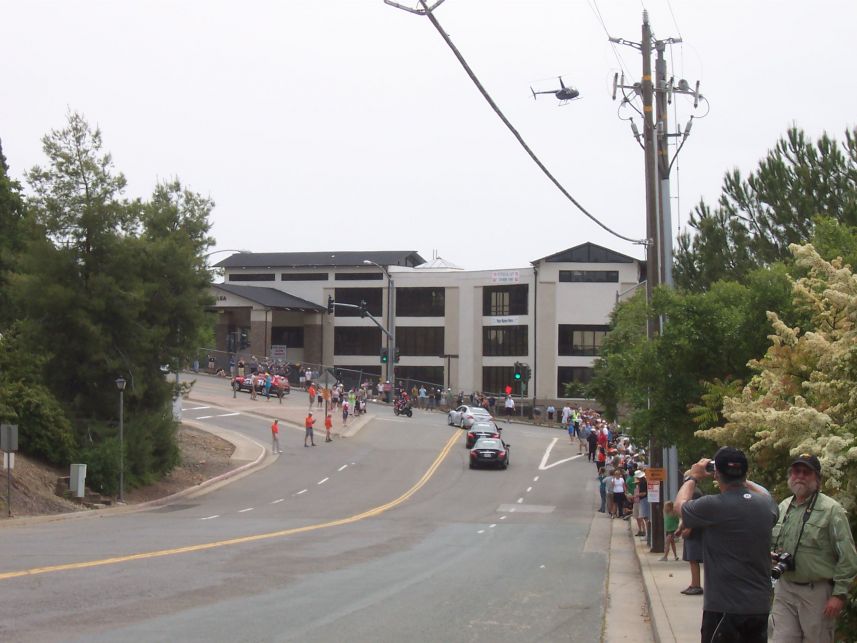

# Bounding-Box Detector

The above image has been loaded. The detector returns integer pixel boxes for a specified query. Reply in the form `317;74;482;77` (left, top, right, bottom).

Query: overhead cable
386;0;647;246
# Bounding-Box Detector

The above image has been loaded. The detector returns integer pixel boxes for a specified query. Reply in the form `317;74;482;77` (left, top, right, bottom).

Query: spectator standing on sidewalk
633;469;650;538
307;383;316;410
678;488;704;595
610;468;627;519
674;447;778;643
659;501;680;561
324;414;333;442
597;467;608;513
504;395;515;422
770;454;857;643
304;412;316;447
270;419;282;454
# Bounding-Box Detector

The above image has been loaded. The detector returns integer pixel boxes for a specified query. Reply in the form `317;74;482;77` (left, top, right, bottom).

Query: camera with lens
705;461;715;473
771;551;794;579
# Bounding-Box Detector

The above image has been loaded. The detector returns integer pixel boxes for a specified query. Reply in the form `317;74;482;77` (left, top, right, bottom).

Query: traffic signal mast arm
327;298;393;340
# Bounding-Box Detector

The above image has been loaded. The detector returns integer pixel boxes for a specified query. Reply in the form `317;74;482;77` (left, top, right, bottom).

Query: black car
465;421;502;449
469;437;509;469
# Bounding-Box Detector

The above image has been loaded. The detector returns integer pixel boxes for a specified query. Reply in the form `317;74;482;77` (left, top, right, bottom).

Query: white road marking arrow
538;438;584;470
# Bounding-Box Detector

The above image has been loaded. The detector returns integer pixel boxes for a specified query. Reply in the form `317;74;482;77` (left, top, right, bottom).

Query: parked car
469;437;510;469
465;421;502;448
447;405;493;429
231;374;290;397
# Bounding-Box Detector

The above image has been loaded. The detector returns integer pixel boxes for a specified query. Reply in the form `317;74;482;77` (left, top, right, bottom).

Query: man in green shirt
771;454;857;642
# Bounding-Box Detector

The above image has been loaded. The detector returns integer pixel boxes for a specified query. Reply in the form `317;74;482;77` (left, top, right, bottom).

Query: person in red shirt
324;414;333;442
271;419;282;454
304;412;316;447
307;384;316;410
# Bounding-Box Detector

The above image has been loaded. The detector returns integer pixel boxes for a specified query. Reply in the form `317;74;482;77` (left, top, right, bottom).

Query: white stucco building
210;243;642;401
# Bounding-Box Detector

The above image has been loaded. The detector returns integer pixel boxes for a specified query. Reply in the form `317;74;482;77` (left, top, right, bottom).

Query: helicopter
530;76;580;105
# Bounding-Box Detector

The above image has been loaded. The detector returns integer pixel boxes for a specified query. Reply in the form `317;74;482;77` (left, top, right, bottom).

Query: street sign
645;467;666;482
0;424;18;452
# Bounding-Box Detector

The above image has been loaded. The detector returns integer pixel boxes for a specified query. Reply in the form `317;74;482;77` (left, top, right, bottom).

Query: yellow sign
646;467;666;482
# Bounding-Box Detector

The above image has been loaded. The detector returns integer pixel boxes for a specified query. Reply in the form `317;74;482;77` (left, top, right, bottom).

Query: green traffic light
514;372;521;380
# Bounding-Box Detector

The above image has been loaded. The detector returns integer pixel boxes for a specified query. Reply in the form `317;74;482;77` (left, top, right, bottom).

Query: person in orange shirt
304;412;316;447
307;384;316;410
271;419;282;454
324;414;333;442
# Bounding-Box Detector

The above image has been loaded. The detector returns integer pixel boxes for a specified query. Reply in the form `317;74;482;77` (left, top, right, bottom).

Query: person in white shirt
504;395;515;422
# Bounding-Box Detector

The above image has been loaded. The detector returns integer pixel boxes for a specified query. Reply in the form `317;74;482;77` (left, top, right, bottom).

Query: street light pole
115;377;126;504
363;260;395;392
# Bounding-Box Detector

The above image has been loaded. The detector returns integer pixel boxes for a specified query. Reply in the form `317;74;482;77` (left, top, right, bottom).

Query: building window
557;366;594;397
482;366;517;397
483;285;528;316
558;270;619;283
334;327;382;355
482;325;528;356
335;272;384;281
396;287;445;317
227;326;250;352
558;325;609;356
395;366;445;389
334;288;383;317
271;326;304;348
396;327;444;356
280;273;328;281
228;273;275;282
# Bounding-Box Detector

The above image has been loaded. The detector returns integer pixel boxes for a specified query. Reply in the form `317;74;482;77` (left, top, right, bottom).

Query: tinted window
475;439;501;448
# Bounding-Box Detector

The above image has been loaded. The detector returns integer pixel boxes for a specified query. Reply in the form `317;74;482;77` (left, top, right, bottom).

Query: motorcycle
393;398;413;417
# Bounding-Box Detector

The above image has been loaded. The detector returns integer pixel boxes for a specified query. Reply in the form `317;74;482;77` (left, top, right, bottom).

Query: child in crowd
660;501;680;561
597;467;607;513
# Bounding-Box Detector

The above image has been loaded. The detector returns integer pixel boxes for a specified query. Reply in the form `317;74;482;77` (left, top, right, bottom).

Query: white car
447;405;493;429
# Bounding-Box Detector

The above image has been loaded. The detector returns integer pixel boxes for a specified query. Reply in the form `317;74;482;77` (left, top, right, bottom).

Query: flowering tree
698;243;857;510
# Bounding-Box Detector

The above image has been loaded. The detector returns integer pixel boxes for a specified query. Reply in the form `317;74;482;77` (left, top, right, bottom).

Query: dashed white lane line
477;529;485;534
509;508;516;512
540;565;545;569
271;498;284;504
533;476;539;482
186;406;211;411
526;486;533;493
516;498;524;504
238;508;254;513
216;412;240;417
499;515;507;520
338;464;348;472
196;416;213;420
200;515;219;521
296;489;307;495
489;524;496;528
318;477;329;485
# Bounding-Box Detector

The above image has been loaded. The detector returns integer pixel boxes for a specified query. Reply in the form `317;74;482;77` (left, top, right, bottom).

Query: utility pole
611;10;704;555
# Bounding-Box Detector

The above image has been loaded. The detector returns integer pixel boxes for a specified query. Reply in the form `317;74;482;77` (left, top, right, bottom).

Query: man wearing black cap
674;446;779;643
770;454;857;642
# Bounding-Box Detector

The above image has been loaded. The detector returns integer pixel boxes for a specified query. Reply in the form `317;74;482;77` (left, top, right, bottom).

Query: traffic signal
513;362;522;381
394;347;400;363
327;296;334;315
380;347;389;363
524;365;532;381
359;300;367;318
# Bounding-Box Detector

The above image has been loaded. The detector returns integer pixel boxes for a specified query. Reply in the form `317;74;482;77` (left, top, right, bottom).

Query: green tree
9;112;214;488
591;269;796;465
675;127;857;291
0;140;27;328
698;244;857;508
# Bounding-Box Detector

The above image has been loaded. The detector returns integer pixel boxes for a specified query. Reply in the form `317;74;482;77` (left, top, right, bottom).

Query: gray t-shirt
681;487;778;614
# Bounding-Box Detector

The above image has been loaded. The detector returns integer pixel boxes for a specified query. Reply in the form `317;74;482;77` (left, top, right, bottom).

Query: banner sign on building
487;316;520;326
491;271;520;284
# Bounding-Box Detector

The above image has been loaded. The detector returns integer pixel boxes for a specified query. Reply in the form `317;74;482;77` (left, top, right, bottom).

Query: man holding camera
674;447;779;643
770;454;857;642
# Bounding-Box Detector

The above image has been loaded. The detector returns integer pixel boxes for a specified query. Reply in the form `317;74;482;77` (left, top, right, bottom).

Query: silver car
447;405;493;429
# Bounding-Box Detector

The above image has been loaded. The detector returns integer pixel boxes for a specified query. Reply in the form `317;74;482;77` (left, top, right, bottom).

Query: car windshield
474;439;501;449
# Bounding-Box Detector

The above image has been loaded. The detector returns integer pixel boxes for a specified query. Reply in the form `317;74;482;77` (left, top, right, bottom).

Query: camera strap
775;491;818;561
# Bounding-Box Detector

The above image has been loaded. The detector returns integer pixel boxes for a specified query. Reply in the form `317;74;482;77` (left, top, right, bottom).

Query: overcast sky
2;1;855;270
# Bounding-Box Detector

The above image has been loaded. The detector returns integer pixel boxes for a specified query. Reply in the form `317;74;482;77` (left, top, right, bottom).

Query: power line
386;0;646;246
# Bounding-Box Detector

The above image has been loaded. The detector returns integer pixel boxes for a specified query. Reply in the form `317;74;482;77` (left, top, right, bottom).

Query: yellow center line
0;429;461;582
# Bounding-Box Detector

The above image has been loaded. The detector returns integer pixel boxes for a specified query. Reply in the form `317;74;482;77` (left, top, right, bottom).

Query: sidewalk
633;525;702;642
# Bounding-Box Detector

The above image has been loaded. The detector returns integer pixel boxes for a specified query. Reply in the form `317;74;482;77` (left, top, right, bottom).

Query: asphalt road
0;385;609;642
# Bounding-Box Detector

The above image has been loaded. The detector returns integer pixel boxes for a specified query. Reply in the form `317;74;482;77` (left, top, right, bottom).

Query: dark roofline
531;242;640;265
214;250;426;269
212;284;326;312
